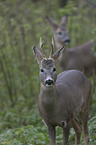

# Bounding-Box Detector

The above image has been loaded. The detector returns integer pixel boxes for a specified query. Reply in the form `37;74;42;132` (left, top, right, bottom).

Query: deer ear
46;16;59;31
60;15;68;26
33;46;44;64
52;46;65;62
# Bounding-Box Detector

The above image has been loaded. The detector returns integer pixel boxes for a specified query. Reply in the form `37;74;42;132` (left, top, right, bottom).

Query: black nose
45;79;53;85
64;39;70;43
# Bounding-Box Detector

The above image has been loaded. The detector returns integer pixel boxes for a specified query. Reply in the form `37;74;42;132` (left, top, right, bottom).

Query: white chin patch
46;84;53;87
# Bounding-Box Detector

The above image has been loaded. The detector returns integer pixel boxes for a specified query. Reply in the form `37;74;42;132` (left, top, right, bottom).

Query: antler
50;37;54;57
40;37;45;56
52;45;65;61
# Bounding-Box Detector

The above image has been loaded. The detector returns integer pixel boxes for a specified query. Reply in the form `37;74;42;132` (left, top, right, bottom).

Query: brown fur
33;44;91;145
46;16;96;77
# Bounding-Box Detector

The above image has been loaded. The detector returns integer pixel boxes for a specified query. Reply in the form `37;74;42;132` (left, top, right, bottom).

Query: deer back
60;41;96;76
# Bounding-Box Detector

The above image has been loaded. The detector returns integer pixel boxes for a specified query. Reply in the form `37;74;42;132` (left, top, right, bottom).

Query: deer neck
39;83;57;114
40;83;57;99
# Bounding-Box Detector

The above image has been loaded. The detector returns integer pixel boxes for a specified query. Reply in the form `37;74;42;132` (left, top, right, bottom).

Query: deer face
40;58;57;87
33;39;64;88
46;15;70;45
55;26;70;44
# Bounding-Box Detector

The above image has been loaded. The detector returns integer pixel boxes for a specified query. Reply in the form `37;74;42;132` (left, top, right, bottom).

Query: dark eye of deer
41;69;44;72
58;32;62;35
53;68;56;72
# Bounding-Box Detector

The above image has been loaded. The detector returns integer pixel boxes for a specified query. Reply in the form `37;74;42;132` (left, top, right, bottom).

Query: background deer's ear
60;15;68;26
52;46;65;62
46;16;59;31
33;46;44;64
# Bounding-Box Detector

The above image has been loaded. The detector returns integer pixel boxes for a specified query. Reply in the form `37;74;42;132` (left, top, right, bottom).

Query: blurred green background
0;0;96;144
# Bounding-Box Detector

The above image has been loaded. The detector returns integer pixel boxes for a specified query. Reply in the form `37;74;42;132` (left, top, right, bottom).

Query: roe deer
33;39;91;145
46;15;96;77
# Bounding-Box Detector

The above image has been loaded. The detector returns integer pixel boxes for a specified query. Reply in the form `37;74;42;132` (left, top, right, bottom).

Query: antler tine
50;37;54;57
40;37;45;56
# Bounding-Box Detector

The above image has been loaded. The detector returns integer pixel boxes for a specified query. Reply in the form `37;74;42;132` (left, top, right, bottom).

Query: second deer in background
46;15;96;77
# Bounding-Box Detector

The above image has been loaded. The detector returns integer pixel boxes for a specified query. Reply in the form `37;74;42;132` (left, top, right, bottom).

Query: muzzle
45;79;54;86
64;39;70;44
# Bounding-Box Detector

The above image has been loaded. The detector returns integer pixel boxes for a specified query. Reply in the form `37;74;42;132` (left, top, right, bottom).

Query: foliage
0;125;48;145
0;0;96;144
0;114;96;145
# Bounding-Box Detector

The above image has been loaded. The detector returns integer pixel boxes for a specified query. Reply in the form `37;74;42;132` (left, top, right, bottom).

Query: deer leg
91;68;96;95
81;107;89;145
81;92;91;145
48;126;56;145
81;112;89;145
62;123;70;145
71;117;82;145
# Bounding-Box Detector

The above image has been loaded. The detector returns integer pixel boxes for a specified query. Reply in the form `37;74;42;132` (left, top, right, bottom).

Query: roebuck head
33;38;64;88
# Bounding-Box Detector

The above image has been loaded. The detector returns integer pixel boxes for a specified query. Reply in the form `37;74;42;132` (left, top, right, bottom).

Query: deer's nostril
45;79;53;85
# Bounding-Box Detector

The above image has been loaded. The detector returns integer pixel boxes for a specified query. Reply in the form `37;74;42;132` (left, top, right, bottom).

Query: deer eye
40;69;44;72
53;68;56;72
58;32;62;35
